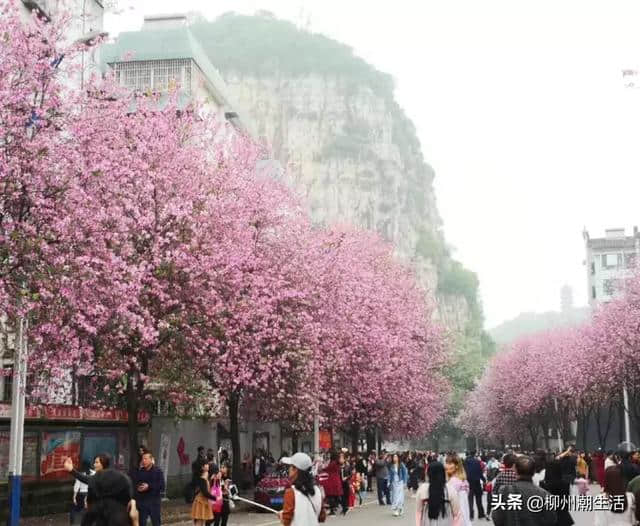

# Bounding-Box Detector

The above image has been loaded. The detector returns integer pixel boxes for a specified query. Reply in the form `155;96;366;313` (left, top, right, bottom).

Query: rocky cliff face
191;13;474;332
226;74;437;272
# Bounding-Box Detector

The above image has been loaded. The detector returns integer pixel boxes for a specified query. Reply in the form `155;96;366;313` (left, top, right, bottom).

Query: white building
101;14;252;136
583;227;640;306
20;0;106;89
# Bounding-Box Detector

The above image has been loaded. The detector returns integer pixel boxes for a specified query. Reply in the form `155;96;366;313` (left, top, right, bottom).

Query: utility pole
8;315;28;526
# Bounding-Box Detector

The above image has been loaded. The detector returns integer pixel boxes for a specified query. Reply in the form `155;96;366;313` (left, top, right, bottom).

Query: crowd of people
59;442;640;526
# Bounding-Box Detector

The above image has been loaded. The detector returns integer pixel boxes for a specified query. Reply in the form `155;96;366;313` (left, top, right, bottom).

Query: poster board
81;432;117;468
0;431;38;482
40;431;81;480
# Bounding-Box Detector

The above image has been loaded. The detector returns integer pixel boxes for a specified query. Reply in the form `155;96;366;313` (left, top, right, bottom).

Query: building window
592;286;596;300
602;253;621;269
113;59;192;96
591;262;595;275
1;365;13;402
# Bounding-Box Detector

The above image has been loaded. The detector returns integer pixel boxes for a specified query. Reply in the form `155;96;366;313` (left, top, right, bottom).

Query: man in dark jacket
132;452;165;526
492;456;556;526
375;452;391;505
465;450;487;520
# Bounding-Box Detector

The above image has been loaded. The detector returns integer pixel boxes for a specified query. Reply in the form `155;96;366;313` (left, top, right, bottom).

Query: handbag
211;481;223;514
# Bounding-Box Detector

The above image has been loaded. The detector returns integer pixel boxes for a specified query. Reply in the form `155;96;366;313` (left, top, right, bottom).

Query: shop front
0;404;149;518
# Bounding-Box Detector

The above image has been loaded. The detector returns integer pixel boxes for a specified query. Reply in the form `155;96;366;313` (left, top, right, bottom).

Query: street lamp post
623;383;632;449
8;315;28;526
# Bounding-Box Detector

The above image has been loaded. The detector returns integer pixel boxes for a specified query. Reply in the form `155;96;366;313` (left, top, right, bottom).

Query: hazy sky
106;1;640;328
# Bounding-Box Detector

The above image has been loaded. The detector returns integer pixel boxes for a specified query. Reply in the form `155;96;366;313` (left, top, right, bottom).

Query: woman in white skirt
389;453;409;517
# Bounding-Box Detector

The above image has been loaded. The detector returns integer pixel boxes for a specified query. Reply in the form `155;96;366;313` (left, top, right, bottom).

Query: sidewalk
21;495;254;525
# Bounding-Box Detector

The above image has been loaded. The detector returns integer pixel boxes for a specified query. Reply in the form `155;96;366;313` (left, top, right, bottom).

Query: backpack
184;481;196;504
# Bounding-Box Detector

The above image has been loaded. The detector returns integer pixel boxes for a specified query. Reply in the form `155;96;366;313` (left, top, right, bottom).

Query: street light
8;315;28;526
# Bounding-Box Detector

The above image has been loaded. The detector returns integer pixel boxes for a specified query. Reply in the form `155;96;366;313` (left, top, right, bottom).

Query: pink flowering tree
588;275;640;440
0;1;88;340
312;227;449;449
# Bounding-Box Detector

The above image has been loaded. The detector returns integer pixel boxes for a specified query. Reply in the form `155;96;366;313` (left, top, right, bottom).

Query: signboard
0;404;150;424
40;431;81;480
44;405;81;421
0;431;38;482
82;407;118;421
0;404;41;419
319;430;332;451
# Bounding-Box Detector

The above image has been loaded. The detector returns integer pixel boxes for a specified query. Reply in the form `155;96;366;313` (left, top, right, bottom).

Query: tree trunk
376;429;382;453
350;423;360;454
126;370;140;472
291;430;299;453
619;402;626;444
366;429;376;453
580;409;591;451
527;424;538;450
228;391;241;481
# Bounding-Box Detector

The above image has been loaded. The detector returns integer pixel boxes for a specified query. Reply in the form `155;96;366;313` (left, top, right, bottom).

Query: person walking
320;452;343;515
367;452;375;492
191;460;217;526
445;454;471;526
64;454;112;508
81;469;139;526
594;465;636;526
376;452;391;505
417;460;454;526
389;453;409;517
605;451;617;471
132;452;165;526
213;464;232;526
620;451;640;488
492;456;556;526
490;453;518;513
70;460;94;525
464;451;486;520
557;445;578;494
279;452;326;526
540;459;574;526
339;452;352;515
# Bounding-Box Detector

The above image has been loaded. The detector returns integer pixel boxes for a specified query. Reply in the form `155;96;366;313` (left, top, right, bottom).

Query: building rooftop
584;226;639;249
101;22;240;125
587;237;637;250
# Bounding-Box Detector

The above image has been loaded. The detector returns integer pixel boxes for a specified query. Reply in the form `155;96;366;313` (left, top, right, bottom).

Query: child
349;471;361;507
575;476;589;496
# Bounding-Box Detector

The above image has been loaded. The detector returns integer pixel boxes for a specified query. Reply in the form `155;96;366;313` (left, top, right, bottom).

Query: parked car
254;471;291;510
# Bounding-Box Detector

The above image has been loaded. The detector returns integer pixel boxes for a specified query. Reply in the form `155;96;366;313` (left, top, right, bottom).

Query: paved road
178;490;597;526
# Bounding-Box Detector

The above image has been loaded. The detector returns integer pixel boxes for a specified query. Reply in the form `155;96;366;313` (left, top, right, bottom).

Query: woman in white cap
279;452;326;526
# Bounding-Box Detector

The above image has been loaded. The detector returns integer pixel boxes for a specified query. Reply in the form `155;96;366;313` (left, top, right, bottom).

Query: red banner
43;405;82;421
0;404;41;419
83;407;117;421
0;403;150;424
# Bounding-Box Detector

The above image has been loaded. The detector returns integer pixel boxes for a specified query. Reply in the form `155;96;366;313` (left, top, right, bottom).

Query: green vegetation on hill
190;12;394;97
